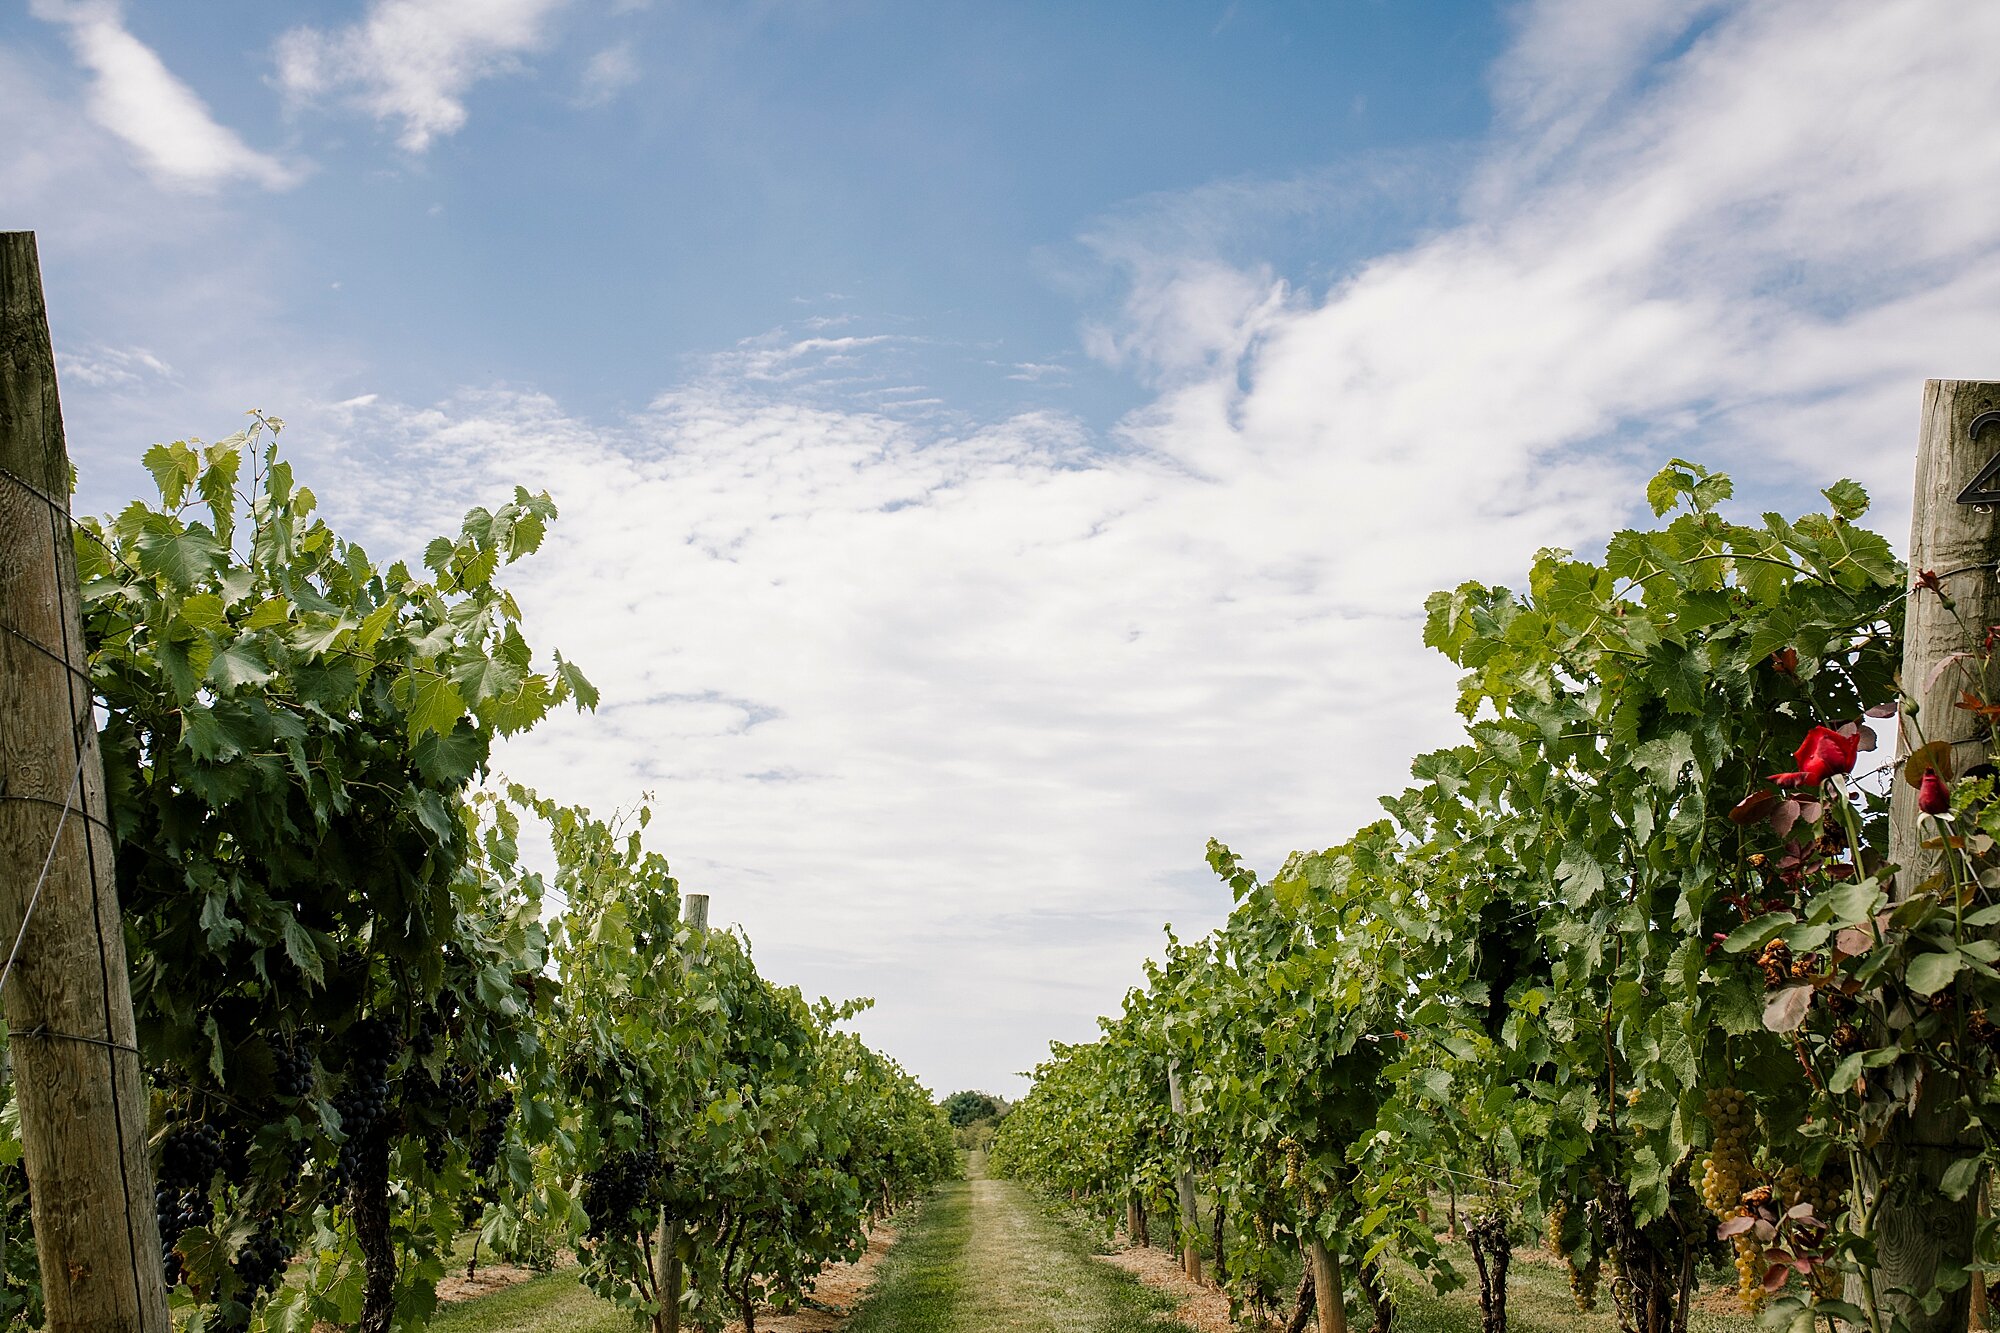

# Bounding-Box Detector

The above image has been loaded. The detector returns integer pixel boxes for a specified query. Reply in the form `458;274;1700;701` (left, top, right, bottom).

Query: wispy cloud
60;342;173;389
280;0;2000;1094
275;0;573;152
576;41;639;107
28;0;298;191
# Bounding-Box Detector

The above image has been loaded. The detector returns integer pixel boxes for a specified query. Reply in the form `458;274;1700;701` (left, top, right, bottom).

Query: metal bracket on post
1952;411;2000;512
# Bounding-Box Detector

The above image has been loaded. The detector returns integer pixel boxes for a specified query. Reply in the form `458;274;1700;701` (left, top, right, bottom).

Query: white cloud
28;0;298;191
275;0;573;152
60;343;173;389
577;41;639;107
279;0;2000;1095
23;0;2000;1095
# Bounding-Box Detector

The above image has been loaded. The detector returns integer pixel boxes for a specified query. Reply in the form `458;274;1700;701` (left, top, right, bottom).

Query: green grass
1377;1248;1753;1333
844;1156;1195;1333
841;1186;970;1333
427;1271;628;1333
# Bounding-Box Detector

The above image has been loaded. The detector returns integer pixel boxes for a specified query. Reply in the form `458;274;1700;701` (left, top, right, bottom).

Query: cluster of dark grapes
472;1092;513;1178
581;1151;661;1240
333;1017;400;1187
411;1007;444;1058
271;1038;314;1100
156;1122;224;1284
231;1217;291;1301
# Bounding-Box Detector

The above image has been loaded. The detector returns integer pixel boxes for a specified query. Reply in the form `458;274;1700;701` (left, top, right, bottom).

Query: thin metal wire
17;1025;140;1056
0;747;84;1000
0;793;117;841
0;620;94;683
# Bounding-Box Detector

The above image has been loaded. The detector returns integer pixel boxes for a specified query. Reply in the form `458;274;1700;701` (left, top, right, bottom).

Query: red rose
1918;770;1951;815
1770;726;1861;789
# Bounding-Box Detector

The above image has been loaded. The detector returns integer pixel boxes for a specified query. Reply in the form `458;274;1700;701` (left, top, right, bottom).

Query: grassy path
846;1158;1192;1333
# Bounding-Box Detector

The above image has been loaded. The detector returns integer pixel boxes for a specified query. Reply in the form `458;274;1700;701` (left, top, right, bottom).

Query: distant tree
941;1090;1001;1128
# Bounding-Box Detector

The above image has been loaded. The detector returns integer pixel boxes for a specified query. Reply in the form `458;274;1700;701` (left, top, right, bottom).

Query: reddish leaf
1730;790;1781;825
1929;652;1978;692
1955;691;2000;722
1771;799;1802;838
1834;927;1874;958
1905;740;1955;787
1764;984;1814;1033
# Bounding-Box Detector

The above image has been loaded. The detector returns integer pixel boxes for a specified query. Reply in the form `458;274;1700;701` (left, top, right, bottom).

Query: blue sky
7;0;2000;1097
8;1;1500;441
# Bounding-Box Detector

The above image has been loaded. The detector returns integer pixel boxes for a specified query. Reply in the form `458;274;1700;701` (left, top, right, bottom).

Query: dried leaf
1928;651;1978;692
1763;984;1814;1033
1730;790;1781;826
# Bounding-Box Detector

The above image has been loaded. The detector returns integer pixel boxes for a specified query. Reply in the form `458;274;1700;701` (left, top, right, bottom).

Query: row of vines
2;418;957;1333
994;462;2000;1333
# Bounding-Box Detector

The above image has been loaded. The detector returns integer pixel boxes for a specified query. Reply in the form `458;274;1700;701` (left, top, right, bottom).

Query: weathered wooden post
654;891;710;1333
1881;379;2000;1333
1308;1233;1347;1333
683;892;709;963
1166;1059;1202;1285
0;230;171;1330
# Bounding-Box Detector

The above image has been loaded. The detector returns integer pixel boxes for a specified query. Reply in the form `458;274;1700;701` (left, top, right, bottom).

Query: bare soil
1096;1241;1251;1333
722;1223;900;1333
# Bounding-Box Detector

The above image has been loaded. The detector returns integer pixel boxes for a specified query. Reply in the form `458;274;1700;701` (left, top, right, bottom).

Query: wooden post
683;893;709;964
1309;1236;1348;1333
0;231;171;1330
1166;1059;1202;1285
1880;380;2000;1333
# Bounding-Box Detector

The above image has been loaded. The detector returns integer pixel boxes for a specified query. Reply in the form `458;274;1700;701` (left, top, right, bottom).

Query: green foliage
3;417;953;1333
941;1091;1003;1128
998;463;1995;1332
77;417;583;1332
521;788;957;1333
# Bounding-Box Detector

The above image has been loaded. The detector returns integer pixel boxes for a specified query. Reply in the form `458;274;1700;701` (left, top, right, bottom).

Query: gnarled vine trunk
1357;1256;1393;1333
349;1125;396;1333
1599;1178;1693;1333
1286;1267;1316;1333
1466;1210;1510;1333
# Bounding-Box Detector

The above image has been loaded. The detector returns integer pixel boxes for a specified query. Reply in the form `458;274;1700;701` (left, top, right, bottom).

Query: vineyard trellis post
654;891;709;1333
1165;1058;1202;1284
0;230;171;1331
1307;1233;1346;1333
1880;378;2000;1332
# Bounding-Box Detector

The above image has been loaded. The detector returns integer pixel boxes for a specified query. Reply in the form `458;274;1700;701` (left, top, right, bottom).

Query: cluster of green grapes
1279;1135;1303;1188
1697;1089;1753;1212
1568;1249;1601;1311
1696;1088;1767;1311
1543;1197;1600;1310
